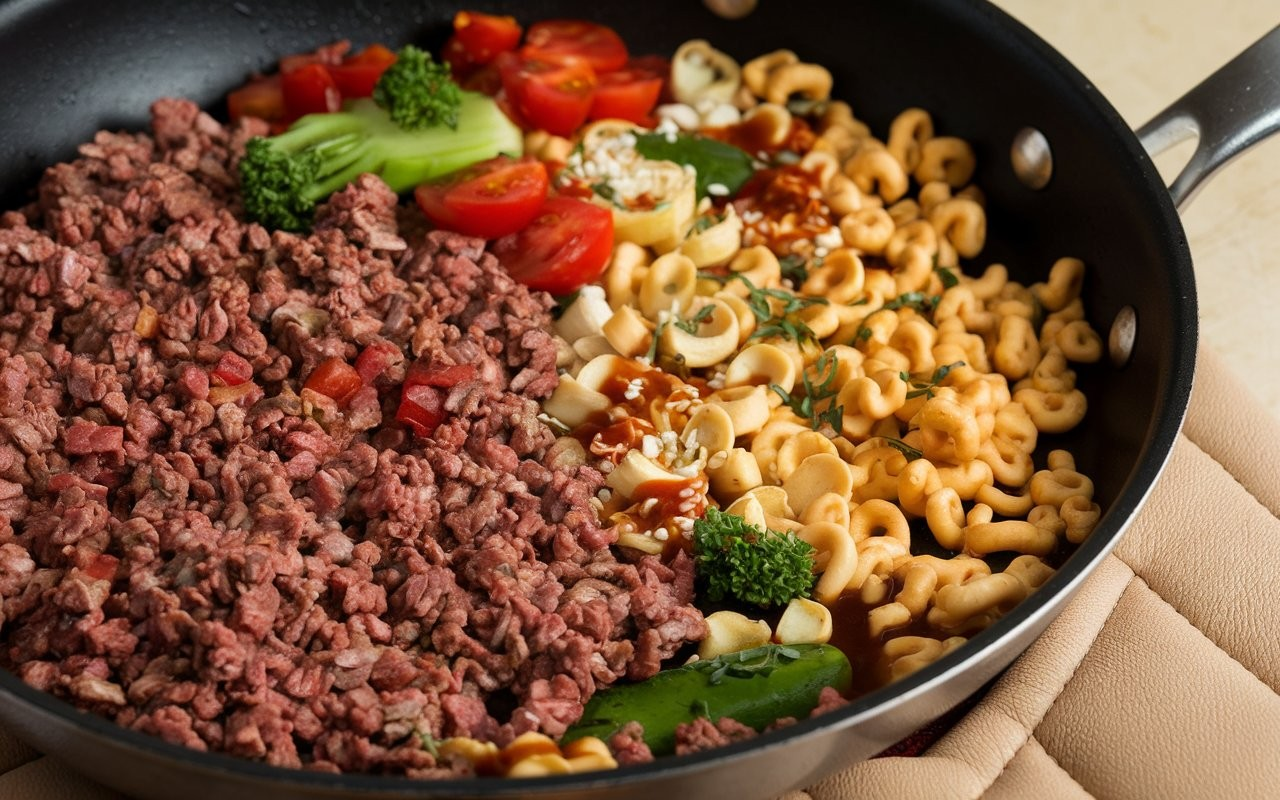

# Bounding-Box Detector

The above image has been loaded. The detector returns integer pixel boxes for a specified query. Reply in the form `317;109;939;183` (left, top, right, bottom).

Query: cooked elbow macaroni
543;39;1106;703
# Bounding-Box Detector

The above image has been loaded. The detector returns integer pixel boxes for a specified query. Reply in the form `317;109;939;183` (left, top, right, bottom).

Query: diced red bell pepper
304;358;363;405
396;361;478;437
211;352;254;387
354;341;405;385
396;384;447;437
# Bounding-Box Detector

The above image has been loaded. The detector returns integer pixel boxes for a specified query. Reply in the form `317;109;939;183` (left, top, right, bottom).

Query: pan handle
1137;25;1280;210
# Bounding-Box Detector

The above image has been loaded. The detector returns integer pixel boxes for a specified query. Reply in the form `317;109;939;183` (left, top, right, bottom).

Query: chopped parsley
691;508;815;609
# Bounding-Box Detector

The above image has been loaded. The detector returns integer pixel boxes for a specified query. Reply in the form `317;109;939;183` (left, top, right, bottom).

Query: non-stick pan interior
0;0;1194;797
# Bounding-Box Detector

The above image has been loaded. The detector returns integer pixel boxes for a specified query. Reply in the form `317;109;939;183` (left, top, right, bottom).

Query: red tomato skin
453;11;522;64
414;156;549;239
523;20;628;74
282;63;342;119
304;358;363;404
355;341;405;385
498;52;597;137
329;44;397;98
588;68;664;123
211;352;253;387
227;75;285;123
491;197;614;295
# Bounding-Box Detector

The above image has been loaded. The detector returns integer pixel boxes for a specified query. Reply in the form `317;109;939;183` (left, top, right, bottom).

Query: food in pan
0;10;1102;779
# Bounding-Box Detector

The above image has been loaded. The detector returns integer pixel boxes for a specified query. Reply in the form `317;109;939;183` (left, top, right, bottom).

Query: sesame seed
678;487;695;499
707;182;729;197
597;488;612;502
653;528;670;541
639;498;660;515
707;450;729;470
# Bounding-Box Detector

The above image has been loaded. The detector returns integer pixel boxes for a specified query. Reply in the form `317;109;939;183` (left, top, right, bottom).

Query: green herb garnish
691;508;816;609
881;437;924;461
673;304;716;334
634;131;755;199
770;349;844;432
688;644;804;686
903;361;965;400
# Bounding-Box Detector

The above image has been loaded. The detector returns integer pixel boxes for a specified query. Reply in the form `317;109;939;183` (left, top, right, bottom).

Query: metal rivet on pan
1011;127;1053;190
1108;305;1137;367
703;0;758;19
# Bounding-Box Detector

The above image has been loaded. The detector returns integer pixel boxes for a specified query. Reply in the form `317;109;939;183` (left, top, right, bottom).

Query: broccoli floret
691;507;816;609
373;45;463;130
238;94;522;231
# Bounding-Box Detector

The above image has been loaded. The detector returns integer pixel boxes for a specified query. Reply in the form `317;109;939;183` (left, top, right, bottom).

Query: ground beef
0;98;707;776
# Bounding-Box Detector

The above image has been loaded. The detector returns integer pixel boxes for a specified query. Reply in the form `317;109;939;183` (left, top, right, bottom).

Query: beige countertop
993;0;1280;417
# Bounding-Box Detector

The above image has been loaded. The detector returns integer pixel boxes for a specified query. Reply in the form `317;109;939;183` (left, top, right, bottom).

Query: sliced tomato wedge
228;75;285;123
522;20;628;74
329;44;397;99
304;357;363;404
627;54;673;102
588;66;664;123
490;196;614;294
414;156;549;239
497;52;596;137
211;352;253;387
454;11;522;64
281;63;342;119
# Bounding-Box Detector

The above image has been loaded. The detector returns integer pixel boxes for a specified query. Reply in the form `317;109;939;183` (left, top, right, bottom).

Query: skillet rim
0;0;1197;794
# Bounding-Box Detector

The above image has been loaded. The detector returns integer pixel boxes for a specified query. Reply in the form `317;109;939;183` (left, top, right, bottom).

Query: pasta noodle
547;38;1107;698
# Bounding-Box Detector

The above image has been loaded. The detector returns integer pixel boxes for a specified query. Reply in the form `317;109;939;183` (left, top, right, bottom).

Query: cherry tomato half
227;75;285;123
304;358;363;405
414;156;549;239
497;52;596;137
329;44;397;99
490;196;614;294
281;63;342;119
588;66;664;124
522;20;628;74
454;11;522;64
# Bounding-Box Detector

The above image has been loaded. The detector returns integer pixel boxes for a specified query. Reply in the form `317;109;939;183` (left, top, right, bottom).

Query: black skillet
0;0;1275;797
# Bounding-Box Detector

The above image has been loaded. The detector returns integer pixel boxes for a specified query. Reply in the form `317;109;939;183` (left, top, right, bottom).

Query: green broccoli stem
240;92;523;230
